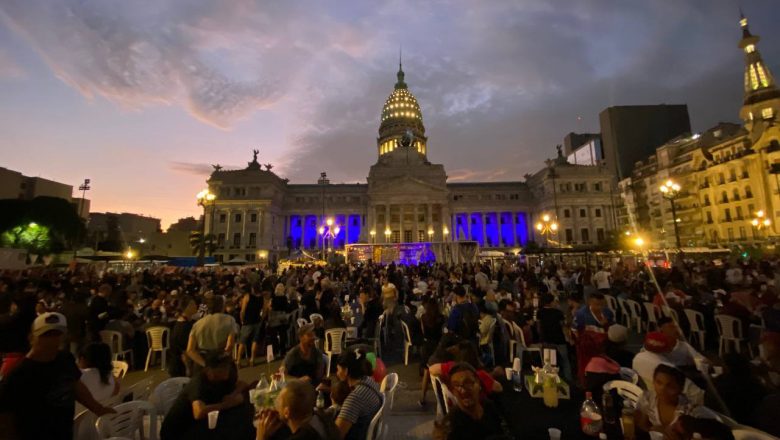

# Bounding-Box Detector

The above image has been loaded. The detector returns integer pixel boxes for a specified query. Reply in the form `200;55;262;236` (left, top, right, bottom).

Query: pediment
369;175;448;196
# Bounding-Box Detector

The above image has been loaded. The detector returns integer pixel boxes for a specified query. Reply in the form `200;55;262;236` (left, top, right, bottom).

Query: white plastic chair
604;295;618;315
661;306;679;324
74;409;99;440
430;374;448;419
370;314;384;357
125;378;155;402
732;428;779;439
380;372;399;411
296;318;309;328
400;321;414;366
365;394;386;440
95;400;157;440
483;319;496;364
324;328;347;374
715;315;752;357
643;302;659;331
309;313;324;324
617;298;632;329
619;367;640;385
149;377;190;420
603;380;644;408
100;330;133;366
684;309;706;352
503;320;517;361
624;300;643;332
144;326;170;372
112;360;129;379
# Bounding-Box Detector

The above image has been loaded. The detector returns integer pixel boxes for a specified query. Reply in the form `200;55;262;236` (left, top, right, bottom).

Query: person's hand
256;408;283;440
300;375;311;383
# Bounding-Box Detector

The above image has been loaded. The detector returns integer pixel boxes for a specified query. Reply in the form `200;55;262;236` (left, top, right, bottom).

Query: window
246;254;255;262
703;195;710;206
706;212;713;223
718;173;725;184
729;169;737;182
727;228;734;241
733;189;740;201
579;209;587;218
595;208;602;218
564;209;571;218
219;214;226;224
235;213;242;223
392;231;400;243
739;227;747;239
249;233;256;246
763;108;775;120
218;233;225;247
745;186;753;198
581;228;590;243
721;192;728;203
736;206;743;220
597;228;605;243
594;182;602;191
233;233;241;247
565;229;573;243
404;230;413;242
250;213;258;223
418;231;426;242
724;208;732;222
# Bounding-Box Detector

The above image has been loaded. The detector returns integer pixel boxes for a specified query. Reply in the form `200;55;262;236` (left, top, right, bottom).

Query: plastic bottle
581;391;603;437
602;390;619;437
257;374;269;390
316;390;326;409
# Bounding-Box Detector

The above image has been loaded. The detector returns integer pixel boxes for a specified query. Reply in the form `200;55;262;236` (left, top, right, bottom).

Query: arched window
721;191;728;203
703;194;710;206
733;188;741;201
745;186;753;198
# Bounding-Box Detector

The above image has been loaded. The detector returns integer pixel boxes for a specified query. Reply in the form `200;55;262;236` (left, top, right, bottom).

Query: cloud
169;161;219;176
0;48;24;78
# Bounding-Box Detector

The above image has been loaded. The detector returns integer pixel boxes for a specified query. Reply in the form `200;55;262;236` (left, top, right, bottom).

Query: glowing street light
427;227;434;241
125;249;135;260
659;178;682;249
535;213;558;248
634;236;645;248
195;189;217;266
752;210;772;242
369;229;376;243
384;228;392;243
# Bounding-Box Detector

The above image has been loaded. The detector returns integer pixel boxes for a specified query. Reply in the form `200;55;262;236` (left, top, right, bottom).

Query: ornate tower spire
395;46;407;90
738;12;779;128
378;59;427;158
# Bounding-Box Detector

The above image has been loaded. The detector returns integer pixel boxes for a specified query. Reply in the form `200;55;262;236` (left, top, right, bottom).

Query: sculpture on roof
211;164;223;172
253;149;259;162
247;149;262;170
264;163;273;171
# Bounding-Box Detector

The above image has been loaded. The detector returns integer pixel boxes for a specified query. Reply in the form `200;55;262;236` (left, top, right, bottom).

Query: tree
0;196;85;254
189;231;217;256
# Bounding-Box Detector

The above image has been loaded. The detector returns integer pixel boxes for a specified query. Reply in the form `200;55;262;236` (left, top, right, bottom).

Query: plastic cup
505;367;513;381
548;427;561;440
208;410;219;429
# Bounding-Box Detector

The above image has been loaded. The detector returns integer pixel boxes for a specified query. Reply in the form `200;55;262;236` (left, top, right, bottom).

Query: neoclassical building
617;15;780;249
205;64;618;263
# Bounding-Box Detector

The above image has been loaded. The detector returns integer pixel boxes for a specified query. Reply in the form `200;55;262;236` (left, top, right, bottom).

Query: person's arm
335;417;352;439
75;380;115;416
192;391;244;420
224;332;236;354
186;333;206;368
240;294;249;325
428;363;443;377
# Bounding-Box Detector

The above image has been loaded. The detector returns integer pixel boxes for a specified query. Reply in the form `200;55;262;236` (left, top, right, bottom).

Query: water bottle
257;374;269;391
316;390;326;409
580;391;603;437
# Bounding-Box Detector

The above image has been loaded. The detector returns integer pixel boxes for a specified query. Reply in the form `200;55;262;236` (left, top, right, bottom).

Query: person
77;342;119;404
712;353;767;425
169;298;197;377
256;379;331;440
593;266;611;293
356;288;382;338
186;295;239;376
87;284;111;339
325;379;350;419
447;285;479;344
635;364;707;438
160;352;254;440
751;331;780;437
572;292;614;383
668;415;736;440
605;324;634;368
437;362;511;440
0;312;114;440
429;340;503;400
633;331;676;388
284;324;325;386
334;349;383;440
419;297;446;402
536;293;571;382
477;302;496;366
657;317;702;369
238;285;264;366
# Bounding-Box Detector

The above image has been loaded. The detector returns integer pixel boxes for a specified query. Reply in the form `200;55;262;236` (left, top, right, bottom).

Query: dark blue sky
1;0;778;227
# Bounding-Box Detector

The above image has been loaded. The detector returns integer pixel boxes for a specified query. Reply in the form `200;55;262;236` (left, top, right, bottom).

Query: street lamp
196;189;217;266
318;218;340;256
443;226;450;241
659;179;682;249
427;227;434;241
384;228;392;243
125;249;135;260
751;210;772;242
535;214;559;246
369;230;376;244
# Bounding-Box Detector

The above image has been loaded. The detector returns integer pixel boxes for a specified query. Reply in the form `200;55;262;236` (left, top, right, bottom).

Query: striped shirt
338;377;383;440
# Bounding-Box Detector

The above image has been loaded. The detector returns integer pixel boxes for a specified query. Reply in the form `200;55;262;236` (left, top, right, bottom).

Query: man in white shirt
474;266;490;294
593;266;611;292
725;264;743;286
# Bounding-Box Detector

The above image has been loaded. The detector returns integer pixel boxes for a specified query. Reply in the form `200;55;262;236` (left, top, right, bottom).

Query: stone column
497;213;503;248
413;205;419;242
225;209;232;249
241;209;248;250
300;213;306;249
385;204;391;242
344;212;350;246
511;212;517;246
482;212;488;247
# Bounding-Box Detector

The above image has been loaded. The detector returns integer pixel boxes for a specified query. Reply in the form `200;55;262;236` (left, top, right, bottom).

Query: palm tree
189;231;217;257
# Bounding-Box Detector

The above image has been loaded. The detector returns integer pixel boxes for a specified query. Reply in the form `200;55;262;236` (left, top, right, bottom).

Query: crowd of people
0;255;778;439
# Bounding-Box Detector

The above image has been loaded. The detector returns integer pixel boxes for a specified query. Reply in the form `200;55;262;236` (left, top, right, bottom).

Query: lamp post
659;179;682;250
196;189;216;266
427;227;434;242
369;229;376;244
443;226;449;242
384;228;391;243
318;217;340;258
535;213;559;247
751;210;772;244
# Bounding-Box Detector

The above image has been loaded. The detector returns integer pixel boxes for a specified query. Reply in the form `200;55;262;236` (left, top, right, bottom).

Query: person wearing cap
283;323;325;386
633;331;676;389
0;312;114;440
605;324;634;368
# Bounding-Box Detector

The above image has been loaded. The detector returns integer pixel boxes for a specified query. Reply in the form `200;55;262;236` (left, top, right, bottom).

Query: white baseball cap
32;312;67;337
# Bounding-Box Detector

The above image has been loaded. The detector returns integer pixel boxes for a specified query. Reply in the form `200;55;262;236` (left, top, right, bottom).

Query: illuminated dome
378;64;428;157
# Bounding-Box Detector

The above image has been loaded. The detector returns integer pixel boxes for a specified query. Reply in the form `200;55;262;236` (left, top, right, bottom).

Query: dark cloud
169;161;219;176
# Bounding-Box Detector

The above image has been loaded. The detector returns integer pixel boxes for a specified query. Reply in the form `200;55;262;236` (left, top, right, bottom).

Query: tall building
617;14;780;249
600;104;691;179
0;166;91;218
205;63;618;263
87;212;162;247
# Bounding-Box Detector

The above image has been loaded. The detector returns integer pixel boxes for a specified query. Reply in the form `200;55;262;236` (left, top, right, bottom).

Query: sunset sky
1;0;779;228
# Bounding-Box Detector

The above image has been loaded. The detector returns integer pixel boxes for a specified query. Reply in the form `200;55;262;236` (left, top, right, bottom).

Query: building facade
205;65;618;263
0;166;91;218
617;15;780;249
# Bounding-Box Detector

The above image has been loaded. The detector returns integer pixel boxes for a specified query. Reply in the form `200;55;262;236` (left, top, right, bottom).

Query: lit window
745;44;755;53
750;64;759;90
763;108;774;119
756;64;769;87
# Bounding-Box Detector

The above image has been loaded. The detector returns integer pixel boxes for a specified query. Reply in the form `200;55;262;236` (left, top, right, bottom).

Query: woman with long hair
77;342;119;404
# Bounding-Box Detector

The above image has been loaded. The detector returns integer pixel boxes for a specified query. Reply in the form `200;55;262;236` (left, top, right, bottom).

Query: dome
377;65;427;157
